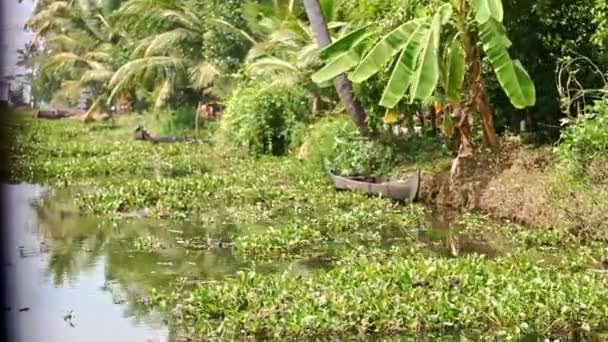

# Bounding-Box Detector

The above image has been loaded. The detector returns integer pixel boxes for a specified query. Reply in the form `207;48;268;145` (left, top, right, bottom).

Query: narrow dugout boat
324;158;421;202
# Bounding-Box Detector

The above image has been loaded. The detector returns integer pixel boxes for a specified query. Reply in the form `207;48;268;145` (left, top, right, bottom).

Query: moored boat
324;158;420;202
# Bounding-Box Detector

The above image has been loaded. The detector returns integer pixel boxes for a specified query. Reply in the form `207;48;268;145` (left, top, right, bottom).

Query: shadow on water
4;183;332;342
416;207;505;259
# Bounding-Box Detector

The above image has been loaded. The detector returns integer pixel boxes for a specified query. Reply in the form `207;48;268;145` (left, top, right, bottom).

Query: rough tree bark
302;0;373;138
468;46;499;151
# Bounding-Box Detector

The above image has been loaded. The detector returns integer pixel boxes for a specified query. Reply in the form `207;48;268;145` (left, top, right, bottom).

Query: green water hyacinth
181;250;608;339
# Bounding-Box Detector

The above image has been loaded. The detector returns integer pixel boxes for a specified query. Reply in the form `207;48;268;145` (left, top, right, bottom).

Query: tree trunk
452;103;473;157
303;0;372;138
312;94;322;116
468;46;499;151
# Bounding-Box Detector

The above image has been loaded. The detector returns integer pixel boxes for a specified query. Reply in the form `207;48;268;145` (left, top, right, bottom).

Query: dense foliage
10;0;608;340
216;82;311;156
558;99;608;178
10;116;608;340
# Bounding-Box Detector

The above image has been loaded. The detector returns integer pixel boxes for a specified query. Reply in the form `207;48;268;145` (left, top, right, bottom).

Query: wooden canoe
324;158;421;202
133;126;209;144
33;108;79;120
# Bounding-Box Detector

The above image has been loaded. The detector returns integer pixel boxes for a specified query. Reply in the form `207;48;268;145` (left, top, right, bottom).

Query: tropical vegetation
6;0;608;339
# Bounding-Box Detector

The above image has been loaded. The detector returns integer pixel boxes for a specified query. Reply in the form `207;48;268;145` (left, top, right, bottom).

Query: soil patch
421;139;562;228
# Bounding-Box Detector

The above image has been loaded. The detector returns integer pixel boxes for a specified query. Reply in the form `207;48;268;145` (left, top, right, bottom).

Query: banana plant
311;0;536;155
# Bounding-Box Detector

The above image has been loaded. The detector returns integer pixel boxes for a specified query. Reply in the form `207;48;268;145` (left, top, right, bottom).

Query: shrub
295;114;364;172
142;107;197;136
216;82;311;156
296;113;453;177
557;99;608;177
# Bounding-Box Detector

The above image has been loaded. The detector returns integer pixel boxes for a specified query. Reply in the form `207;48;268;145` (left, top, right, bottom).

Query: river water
4;183;172;342
3;183;334;342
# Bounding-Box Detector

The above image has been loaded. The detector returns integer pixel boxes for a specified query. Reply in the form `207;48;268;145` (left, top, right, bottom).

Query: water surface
4;183;171;342
3;183;333;341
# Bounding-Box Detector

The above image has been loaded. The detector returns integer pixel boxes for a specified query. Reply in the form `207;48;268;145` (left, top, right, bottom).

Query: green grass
9;113;608;340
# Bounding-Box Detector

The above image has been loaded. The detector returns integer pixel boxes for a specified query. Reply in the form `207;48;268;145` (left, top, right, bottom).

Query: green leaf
409;14;441;102
318;24;372;61
378;24;428;108
478;18;535;108
472;0;504;23
349;18;428;84
311;37;373;83
437;3;453;25
512;59;536;106
444;39;465;103
320;0;336;22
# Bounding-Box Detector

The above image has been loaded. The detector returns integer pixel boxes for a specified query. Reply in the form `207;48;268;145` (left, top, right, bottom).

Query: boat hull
324;159;420;202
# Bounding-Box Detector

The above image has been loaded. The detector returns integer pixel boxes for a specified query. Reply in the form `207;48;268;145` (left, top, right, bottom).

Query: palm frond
327;21;347;30
245;42;269;62
108;56;188;102
205;75;237;99
268;27;305;49
210;18;257;45
296;43;322;69
154;79;174;111
115;0;199;33
190;62;220;90
42;52;87;73
83;51;113;63
46;34;90;52
80;68;114;84
131;36;155;58
144;28;198;57
246;57;300;75
50;80;81;105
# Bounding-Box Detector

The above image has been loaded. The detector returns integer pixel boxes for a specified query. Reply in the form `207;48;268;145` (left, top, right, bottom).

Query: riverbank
8;114;608;340
424;138;608;239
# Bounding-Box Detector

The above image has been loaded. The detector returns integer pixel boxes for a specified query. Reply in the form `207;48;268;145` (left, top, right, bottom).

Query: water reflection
4;183;171;342
4;183;332;341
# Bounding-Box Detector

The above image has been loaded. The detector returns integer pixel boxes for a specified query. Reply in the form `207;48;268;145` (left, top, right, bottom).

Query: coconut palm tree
303;0;373;137
232;0;339;114
107;0;251;113
27;0;131;121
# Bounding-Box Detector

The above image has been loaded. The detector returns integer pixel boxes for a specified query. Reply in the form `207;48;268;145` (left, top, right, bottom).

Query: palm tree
233;0;338;114
107;0;251;113
27;0;131;121
303;0;373;137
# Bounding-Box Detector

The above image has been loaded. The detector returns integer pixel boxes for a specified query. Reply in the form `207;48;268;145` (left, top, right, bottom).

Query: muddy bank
420;139;608;238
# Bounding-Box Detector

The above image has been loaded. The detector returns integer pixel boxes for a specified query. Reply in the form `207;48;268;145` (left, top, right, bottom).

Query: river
2;183;335;341
3;183;172;342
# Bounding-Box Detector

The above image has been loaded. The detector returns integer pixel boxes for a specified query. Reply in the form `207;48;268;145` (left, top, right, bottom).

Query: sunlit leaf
409;14;441;102
444;39;465;103
478;18;535;108
349;18;428;84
